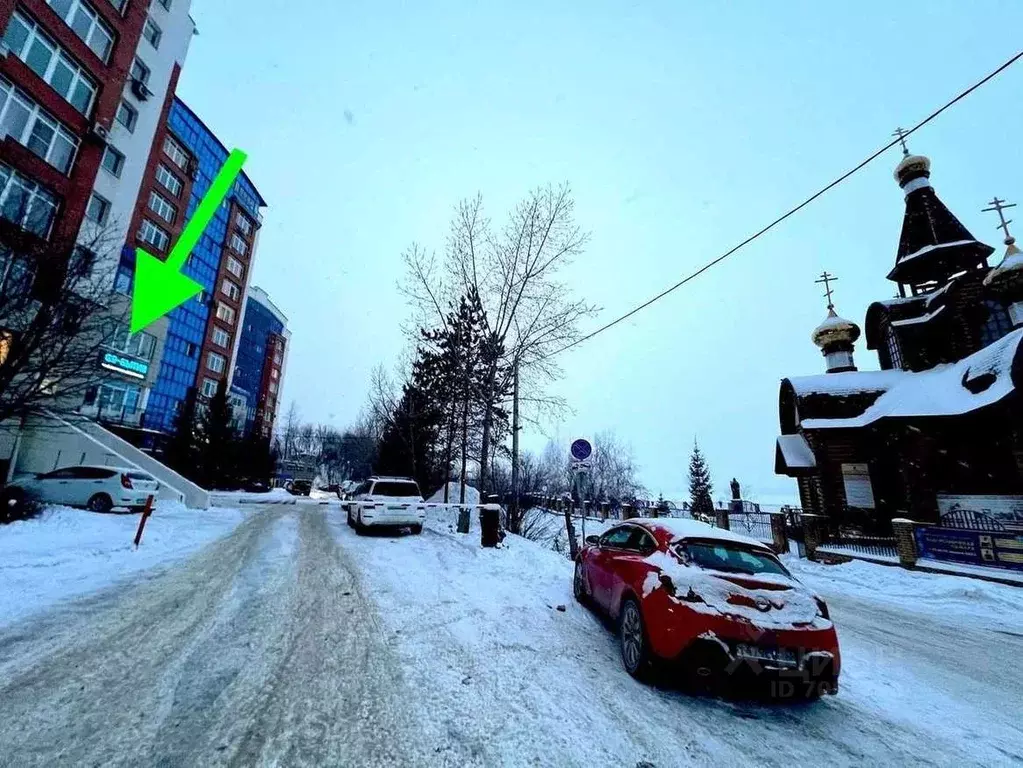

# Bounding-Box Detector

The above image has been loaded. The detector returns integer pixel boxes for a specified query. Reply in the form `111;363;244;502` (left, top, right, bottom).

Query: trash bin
480;504;501;547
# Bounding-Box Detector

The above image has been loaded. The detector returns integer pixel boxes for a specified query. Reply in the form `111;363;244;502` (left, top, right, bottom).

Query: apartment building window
207;352;226;374
147;191;175;223
0;80;79;174
221;278;240;301
138;219;169;251
107;324;156;360
271;368;279;380
85;192;110;225
155;163;182;196
163;135;188;169
116;100;138;132
45;0;115;62
229;233;248;255
130;57;150;85
3;13;98;115
216;302;236;324
201;378;218;398
0;163;58;237
235;212;252;235
212;326;230;348
269;380;278;394
274;350;282;365
142;17;161;48
226;255;244;278
106;0;126;12
101;145;125;177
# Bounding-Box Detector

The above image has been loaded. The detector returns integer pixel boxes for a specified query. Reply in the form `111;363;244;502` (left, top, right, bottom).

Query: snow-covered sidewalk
0;503;245;627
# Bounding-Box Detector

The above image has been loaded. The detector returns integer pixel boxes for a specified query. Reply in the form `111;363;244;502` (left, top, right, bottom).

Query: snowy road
1;503;1021;767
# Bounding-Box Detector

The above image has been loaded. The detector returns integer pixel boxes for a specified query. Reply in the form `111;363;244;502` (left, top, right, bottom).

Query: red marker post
133;494;155;548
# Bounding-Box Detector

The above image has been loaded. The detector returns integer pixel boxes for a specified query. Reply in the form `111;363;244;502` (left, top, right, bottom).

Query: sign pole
133;494;155;548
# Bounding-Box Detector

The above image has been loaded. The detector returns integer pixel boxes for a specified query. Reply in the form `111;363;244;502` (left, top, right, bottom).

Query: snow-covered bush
0;489;42;525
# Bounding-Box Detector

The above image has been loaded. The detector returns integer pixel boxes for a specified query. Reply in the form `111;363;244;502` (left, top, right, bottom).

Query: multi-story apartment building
111;96;266;435
231;284;288;437
0;0;194;427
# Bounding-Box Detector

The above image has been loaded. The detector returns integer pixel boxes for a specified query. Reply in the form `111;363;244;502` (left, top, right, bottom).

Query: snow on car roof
631;517;772;550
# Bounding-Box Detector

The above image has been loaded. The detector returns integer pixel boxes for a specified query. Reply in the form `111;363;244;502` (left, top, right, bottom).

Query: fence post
456;505;471;534
769;512;789;554
622;503;635;520
715;506;730;530
891;517;919;569
803;513;825;561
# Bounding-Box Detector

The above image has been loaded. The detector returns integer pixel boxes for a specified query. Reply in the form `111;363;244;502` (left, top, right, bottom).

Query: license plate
735;644;798;667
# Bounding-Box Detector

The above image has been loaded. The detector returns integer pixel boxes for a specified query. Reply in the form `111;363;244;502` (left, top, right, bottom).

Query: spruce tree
688;439;714;518
165;387;202;481
203;378;236;489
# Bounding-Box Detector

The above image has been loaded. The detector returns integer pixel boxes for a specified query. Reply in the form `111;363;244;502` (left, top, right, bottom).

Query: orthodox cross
816;271;837;310
892;127;911;156
982;197;1016;244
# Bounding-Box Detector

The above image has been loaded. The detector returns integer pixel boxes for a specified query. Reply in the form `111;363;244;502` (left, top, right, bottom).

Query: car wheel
573;560;589;603
619;598;653;681
87;494;113;513
410;524;423;535
354;509;367;536
346;506;354;527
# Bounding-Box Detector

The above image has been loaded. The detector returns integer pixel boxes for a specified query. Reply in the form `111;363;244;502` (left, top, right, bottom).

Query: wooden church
775;140;1023;531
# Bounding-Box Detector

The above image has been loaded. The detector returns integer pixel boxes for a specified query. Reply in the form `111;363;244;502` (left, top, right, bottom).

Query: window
598;526;634;548
130;57;150;85
678;542;788;577
116;99;137;132
0;163;58;236
271;368;279;380
273;350;283;365
107;324;156;360
157;0;172;9
148;191;175;223
235;212;252;235
980;300;1014;347
226;256;244;278
138;218;169;251
45;0;115;62
106;0;126;12
229;232;248;255
163;135;188;169
185;342;197;357
216;303;236;324
884;324;904;370
0;80;79;174
155;164;182;196
142;17;161;48
221;278;240;301
3;13;98;114
201;378;218;398
212;326;230;348
101;145;125;177
85;192;110;225
207;352;226;374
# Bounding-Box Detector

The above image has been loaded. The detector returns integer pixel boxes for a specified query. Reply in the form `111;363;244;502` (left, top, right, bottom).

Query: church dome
894;154;931;186
811;308;861;349
984;241;1023;295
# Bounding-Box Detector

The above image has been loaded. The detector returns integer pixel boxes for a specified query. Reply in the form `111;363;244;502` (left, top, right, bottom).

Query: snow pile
0;502;244;627
209;488;293;505
786;555;1023;632
642;550;827;630
427;482;480;506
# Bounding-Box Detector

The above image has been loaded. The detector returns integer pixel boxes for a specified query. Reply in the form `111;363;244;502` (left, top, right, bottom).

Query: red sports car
574;517;840;697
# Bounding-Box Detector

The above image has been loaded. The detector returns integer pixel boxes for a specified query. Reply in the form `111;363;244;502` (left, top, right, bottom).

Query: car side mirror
585;535;600;546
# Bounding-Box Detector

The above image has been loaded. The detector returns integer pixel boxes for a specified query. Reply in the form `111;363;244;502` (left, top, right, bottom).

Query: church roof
797;327;1023;429
888;156;993;285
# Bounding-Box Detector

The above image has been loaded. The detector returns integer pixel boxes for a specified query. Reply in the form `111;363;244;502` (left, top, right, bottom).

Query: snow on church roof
801;327;1023;429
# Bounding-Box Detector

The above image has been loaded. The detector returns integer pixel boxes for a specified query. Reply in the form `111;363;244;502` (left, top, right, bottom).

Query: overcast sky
178;1;1023;505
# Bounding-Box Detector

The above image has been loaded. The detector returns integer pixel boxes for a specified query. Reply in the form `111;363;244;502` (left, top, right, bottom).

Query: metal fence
822;527;898;558
939;508;1009;532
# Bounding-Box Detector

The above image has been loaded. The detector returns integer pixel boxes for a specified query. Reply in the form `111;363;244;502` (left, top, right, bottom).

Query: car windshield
678;540;790;577
372;482;420;497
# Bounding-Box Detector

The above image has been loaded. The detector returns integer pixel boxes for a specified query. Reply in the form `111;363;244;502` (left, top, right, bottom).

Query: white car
9;465;160;513
345;476;426;534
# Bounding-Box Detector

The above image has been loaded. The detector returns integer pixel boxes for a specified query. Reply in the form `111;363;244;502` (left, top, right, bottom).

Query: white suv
345;476;426;534
8;465;160;513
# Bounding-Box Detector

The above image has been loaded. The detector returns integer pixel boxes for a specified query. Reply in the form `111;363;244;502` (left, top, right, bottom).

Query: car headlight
814;597;830;620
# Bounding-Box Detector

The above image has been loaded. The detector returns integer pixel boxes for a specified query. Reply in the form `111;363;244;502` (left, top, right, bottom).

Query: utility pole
510;357;520;533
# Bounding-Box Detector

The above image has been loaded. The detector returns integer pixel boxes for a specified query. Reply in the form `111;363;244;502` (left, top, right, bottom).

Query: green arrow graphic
130;148;248;333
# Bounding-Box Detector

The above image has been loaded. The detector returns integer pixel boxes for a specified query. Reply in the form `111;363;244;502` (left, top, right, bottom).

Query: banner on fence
914;526;1023;572
936;495;1023;530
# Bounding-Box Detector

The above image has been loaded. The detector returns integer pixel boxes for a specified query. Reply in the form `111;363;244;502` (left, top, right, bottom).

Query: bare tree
402;184;598;493
0;215;126;426
278;401;302;460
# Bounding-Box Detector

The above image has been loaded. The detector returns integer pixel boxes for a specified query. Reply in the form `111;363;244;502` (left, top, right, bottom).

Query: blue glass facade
143;99;265;433
232;295;285;432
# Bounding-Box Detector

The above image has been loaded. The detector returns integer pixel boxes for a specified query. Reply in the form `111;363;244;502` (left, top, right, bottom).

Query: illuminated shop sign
100;351;149;380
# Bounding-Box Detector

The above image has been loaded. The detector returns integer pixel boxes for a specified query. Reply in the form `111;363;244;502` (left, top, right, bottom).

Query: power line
547;49;1023;359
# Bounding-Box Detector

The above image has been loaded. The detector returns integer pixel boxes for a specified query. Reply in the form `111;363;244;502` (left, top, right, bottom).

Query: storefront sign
100;351;149;380
841;463;875;509
937;495;1023;530
915;526;1023;572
